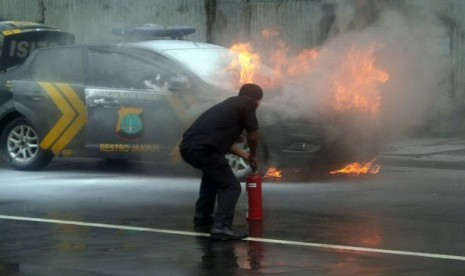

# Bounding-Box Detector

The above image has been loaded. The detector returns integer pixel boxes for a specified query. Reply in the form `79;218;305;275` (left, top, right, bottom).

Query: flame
331;45;389;116
227;42;261;84
265;167;282;178
226;29;318;90
260;28;318;79
225;32;389;118
269;41;318;78
329;158;381;175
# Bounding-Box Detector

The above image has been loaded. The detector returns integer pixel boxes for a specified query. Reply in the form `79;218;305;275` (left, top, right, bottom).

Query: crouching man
179;83;263;240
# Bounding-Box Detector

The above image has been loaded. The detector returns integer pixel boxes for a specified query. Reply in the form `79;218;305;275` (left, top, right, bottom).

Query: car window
30;47;84;83
89;49;178;90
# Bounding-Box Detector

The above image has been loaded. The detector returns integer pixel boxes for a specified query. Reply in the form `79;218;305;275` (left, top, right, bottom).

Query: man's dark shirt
181;95;258;154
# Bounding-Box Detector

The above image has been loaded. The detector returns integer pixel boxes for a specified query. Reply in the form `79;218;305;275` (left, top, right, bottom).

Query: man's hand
230;144;258;171
248;155;258;172
246;130;259;172
230;144;248;160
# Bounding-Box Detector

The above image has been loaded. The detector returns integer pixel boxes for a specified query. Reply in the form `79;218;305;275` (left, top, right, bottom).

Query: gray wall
0;0;328;48
0;0;43;22
451;0;465;107
1;0;209;42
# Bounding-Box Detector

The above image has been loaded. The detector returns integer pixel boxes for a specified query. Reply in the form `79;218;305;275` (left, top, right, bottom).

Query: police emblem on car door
84;48;185;158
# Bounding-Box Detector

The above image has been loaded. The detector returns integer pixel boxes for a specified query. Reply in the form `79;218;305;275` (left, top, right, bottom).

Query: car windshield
162;47;234;87
162;47;279;92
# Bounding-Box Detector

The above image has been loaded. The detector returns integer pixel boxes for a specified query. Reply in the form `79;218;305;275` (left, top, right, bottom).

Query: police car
0;23;327;178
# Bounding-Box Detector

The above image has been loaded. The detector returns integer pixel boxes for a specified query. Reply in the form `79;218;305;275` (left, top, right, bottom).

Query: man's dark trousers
180;147;241;227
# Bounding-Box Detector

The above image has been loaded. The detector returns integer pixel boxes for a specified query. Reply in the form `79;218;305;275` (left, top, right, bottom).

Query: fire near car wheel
226;134;269;181
1;118;53;170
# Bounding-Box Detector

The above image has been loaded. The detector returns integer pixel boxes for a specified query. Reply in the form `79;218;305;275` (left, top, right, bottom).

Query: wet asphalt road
1;159;465;275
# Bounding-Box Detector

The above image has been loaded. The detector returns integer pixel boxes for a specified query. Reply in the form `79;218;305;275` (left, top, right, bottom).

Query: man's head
238;83;263;104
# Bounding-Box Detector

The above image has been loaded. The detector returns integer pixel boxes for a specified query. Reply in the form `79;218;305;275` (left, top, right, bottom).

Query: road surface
1;158;465;275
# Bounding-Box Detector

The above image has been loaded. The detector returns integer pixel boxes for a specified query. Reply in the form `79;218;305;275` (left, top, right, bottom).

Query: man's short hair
238;83;263;101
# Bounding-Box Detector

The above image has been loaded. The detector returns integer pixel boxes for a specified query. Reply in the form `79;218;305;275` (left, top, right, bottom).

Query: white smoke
375;7;451;136
270;1;452;138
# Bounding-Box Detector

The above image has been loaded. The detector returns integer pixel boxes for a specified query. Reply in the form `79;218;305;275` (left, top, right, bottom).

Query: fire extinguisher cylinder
246;172;263;221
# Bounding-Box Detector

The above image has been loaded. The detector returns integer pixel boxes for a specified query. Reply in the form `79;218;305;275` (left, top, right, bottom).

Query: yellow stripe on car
39;82;86;154
1;29;22;36
39;82;76;152
51;83;87;154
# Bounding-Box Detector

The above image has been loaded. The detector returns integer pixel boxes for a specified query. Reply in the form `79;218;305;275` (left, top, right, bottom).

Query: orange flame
260;28;318;79
225;32;388;118
269;41;318;79
265;167;282;178
226;40;318;90
331;45;389;116
227;42;260;84
329;158;381;175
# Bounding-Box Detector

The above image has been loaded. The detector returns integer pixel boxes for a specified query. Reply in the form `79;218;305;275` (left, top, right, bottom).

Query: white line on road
1;214;465;262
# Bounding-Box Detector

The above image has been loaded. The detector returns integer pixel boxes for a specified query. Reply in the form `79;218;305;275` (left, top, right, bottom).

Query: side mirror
168;76;189;92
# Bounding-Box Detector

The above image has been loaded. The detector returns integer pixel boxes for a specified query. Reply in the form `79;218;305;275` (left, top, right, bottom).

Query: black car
0;23;328;178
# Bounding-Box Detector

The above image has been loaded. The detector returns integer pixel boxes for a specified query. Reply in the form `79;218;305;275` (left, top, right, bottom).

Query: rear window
30;47;84;84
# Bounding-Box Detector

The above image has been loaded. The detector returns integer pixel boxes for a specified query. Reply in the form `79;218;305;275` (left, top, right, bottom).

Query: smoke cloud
265;1;452;140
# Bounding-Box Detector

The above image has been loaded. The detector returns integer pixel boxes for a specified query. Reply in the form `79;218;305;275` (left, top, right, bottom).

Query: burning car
0;23;330;178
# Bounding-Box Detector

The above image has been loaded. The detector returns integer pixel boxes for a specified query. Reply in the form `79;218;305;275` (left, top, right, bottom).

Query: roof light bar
112;24;196;40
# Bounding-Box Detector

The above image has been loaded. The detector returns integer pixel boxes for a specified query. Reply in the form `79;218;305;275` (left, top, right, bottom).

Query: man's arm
246;130;259;171
230;143;249;160
228;130;259;171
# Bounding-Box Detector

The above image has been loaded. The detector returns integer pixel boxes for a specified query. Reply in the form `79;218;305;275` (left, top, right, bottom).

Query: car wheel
226;134;269;181
1;118;53;170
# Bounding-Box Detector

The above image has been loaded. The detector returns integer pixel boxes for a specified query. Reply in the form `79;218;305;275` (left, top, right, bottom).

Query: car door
84;47;190;161
12;46;88;156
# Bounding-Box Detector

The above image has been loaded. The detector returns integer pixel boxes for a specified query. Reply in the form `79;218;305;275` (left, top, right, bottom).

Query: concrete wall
0;0;43;22
210;0;324;49
450;0;465;107
0;0;328;48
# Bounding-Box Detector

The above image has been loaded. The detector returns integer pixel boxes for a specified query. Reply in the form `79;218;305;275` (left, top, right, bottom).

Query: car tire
226;134;269;181
1;118;53;170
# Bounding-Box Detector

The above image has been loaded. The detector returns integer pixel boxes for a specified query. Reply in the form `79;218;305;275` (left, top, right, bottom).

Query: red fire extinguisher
246;172;263;221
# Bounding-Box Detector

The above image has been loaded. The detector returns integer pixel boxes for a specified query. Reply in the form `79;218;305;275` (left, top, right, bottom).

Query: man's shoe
210;224;248;241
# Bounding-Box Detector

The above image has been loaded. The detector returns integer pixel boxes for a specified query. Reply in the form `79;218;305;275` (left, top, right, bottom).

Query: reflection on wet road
1;160;465;275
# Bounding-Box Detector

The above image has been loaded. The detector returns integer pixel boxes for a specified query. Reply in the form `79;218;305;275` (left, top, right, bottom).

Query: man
179;83;263;240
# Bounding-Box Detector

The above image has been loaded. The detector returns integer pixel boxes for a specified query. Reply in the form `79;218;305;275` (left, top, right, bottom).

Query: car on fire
0;22;363;178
